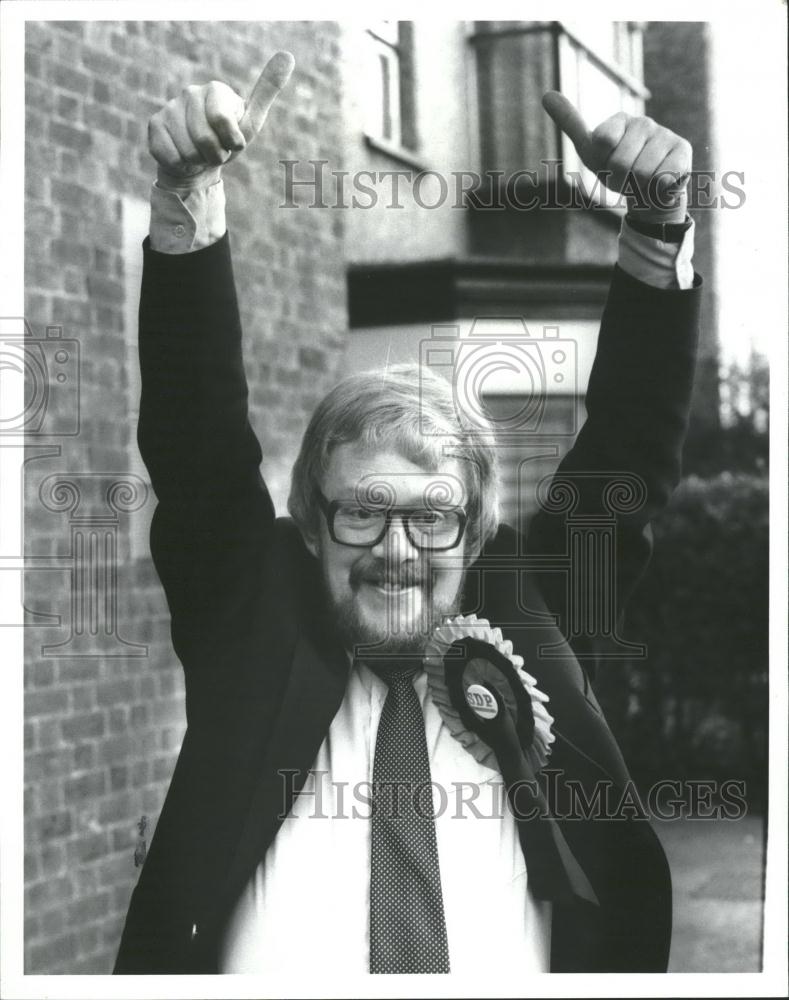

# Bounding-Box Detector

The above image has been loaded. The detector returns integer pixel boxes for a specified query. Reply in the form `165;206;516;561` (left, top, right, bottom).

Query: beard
326;556;464;673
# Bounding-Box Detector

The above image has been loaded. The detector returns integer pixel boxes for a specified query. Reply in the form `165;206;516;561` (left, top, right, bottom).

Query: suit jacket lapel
217;629;350;923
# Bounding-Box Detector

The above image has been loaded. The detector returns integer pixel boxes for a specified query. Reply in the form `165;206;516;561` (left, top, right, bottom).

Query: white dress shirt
218;662;553;975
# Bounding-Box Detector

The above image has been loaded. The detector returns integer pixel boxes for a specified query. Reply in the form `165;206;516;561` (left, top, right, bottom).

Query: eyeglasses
315;489;467;551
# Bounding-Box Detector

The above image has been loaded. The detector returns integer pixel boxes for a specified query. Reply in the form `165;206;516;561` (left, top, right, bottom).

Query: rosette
423;613;555;774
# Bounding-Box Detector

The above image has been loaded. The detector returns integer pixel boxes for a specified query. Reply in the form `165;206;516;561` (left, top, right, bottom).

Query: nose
370;514;420;563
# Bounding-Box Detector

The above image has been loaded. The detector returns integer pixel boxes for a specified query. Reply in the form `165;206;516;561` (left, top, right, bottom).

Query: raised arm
525;95;701;660
138;55;295;674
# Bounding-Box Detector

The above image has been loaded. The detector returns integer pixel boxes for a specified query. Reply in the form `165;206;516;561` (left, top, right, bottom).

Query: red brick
152;755;175;782
25;109;46;139
56;93;80;121
35;778;64;811
71;687;95;712
25;50;41;78
26;748;74;781
26;77;54;113
96;851;134;887
50;238;91;268
84;103;124;139
110;765;129;791
50;178;93;211
34;810;71;841
40;906;66;937
81;47;117;77
70;953;109;974
93;78;111;104
142;787;163;813
109;706;129;733
65;770;107;804
125;119;143;144
24;786;38;818
98;792;134;825
57;658;101;684
129;703;148;727
112;824;135;851
96;734;133;766
130;760;149;787
27;875;73;909
25;661;55;688
72;866;99;897
25;851;40;884
75;924;101;955
25;688;69;717
24;914;41;942
109;32;128;57
61;712;105;741
159;726;179;751
39;842;67;876
49;62;91;96
67;892;110;924
53;21;85;38
37;718;62;748
157;671;179;697
100;914;127;956
68;831;110;864
73;744;95;773
96;678;137;707
29;931;76;972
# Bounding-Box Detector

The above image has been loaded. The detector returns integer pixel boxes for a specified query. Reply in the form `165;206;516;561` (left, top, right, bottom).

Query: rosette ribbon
424;615;598;907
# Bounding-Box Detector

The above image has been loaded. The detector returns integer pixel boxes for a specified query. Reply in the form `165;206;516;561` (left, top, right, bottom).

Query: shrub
595;471;769;808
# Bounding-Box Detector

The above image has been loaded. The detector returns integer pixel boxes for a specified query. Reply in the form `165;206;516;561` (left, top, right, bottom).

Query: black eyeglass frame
315;489;468;551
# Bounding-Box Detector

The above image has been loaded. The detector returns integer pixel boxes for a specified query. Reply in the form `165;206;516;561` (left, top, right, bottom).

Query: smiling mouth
364;580;422;594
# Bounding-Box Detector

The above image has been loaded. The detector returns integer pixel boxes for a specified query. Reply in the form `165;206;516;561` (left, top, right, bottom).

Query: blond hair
287;363;500;555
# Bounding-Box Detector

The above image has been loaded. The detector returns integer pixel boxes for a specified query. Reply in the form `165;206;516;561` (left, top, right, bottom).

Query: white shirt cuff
617;216;695;290
149;179;227;253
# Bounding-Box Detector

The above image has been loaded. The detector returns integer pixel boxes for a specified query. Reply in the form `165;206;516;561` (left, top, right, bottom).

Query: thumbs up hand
542;91;691;223
148;51;295;191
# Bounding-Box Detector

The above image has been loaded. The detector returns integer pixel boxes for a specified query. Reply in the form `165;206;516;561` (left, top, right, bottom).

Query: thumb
542;90;591;157
238;50;295;143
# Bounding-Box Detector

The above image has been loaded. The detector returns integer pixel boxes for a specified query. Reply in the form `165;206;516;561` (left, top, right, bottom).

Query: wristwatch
625;214;692;244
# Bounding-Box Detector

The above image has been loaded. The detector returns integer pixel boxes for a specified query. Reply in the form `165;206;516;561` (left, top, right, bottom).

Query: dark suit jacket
114;232;701;974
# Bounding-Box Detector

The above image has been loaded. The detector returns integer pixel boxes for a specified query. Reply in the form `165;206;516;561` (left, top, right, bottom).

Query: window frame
363;21;422;166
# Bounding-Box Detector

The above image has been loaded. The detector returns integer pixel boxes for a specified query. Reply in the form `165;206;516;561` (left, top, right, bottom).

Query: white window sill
363;133;428;172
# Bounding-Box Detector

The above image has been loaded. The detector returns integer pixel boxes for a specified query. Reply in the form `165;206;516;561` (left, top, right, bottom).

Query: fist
542;91;691;221
148;51;295;190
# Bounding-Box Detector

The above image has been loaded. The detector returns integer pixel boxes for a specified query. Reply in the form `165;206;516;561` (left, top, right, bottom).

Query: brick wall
23;20;347;973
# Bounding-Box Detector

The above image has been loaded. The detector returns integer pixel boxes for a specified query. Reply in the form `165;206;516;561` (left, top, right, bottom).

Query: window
471;21;649;208
557;21;647;208
364;21;417;153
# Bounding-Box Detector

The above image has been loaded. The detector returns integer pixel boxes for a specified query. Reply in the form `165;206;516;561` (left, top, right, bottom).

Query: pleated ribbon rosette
423;614;555;775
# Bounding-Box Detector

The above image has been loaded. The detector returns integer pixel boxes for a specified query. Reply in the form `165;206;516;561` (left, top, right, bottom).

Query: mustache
350;561;429;589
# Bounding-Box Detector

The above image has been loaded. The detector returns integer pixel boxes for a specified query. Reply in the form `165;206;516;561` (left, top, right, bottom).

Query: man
115;51;701;975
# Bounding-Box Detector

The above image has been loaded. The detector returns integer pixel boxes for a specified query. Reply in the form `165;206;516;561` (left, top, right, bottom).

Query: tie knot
367;662;421;690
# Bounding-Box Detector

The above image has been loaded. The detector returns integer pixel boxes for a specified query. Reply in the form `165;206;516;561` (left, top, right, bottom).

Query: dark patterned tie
369;666;450;974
